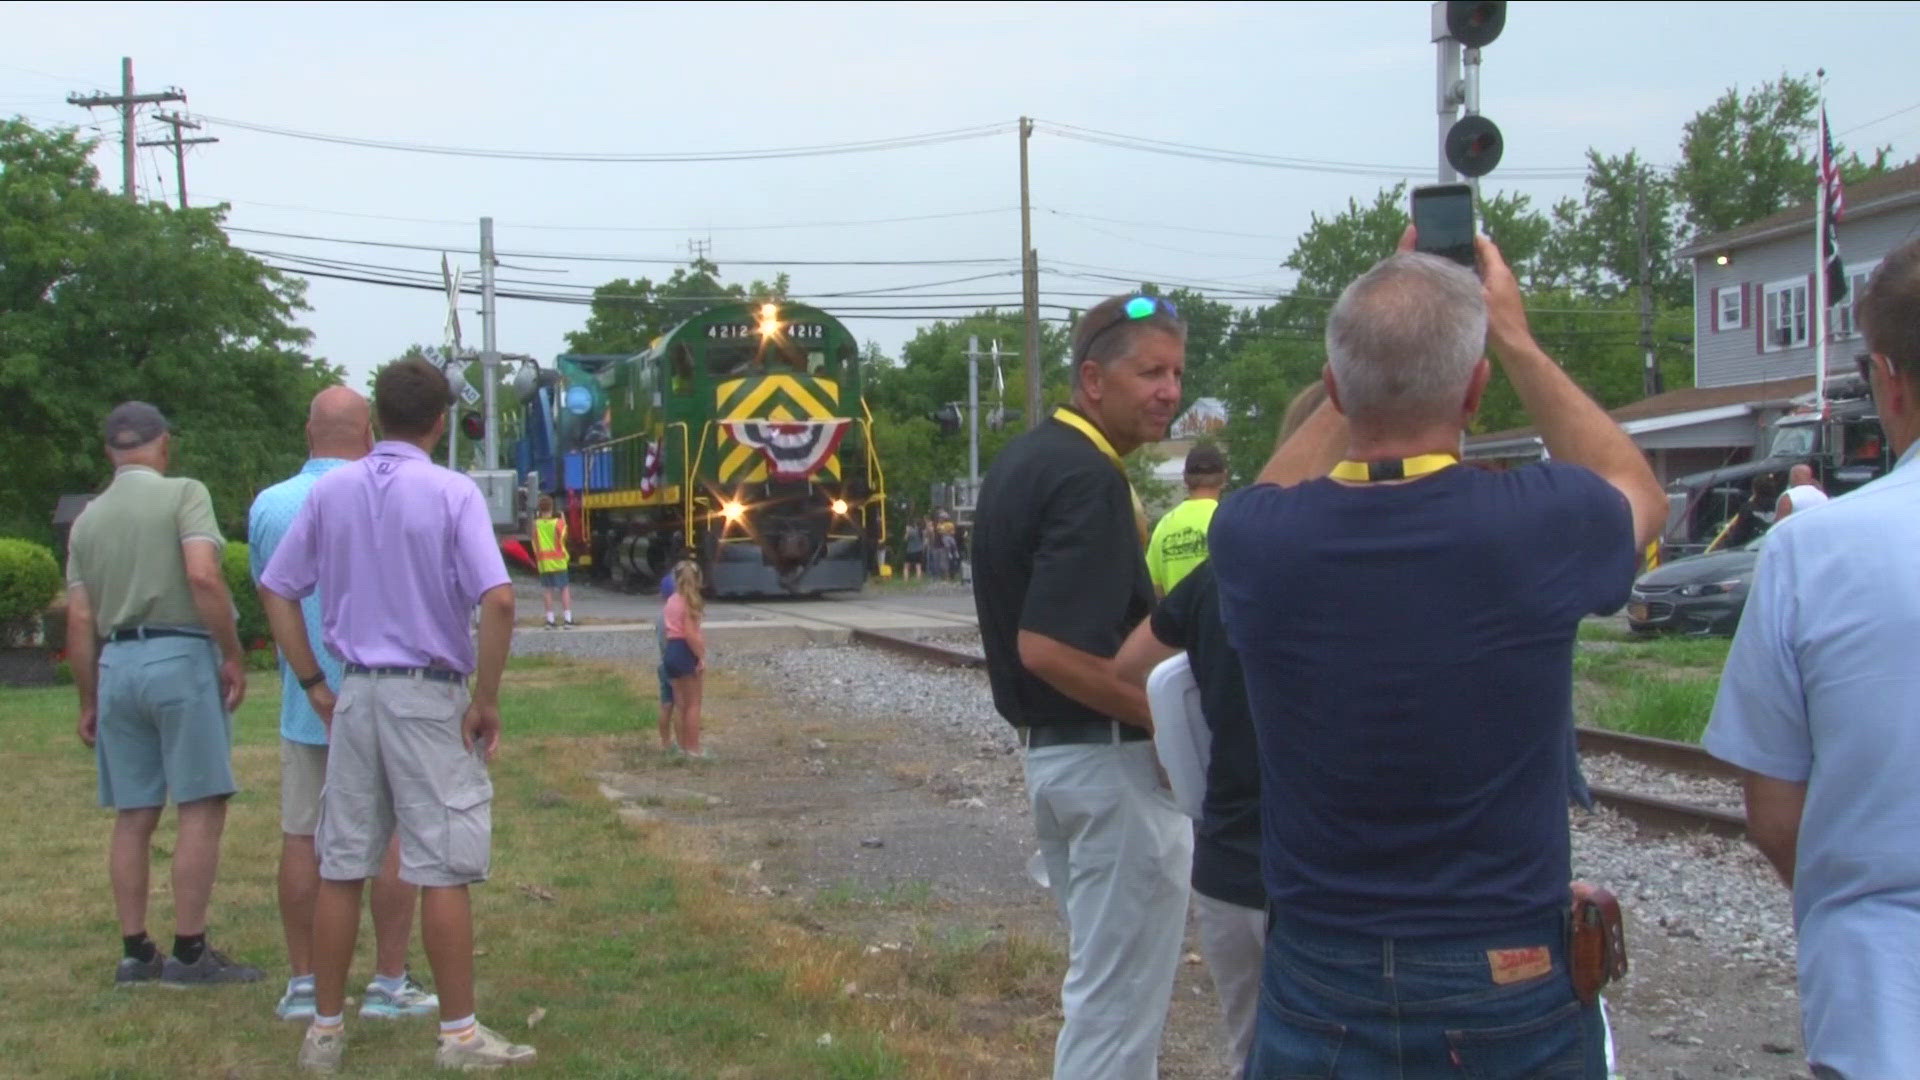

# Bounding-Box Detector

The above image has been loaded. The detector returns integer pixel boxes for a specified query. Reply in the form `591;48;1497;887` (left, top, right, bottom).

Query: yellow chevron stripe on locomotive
714;374;845;484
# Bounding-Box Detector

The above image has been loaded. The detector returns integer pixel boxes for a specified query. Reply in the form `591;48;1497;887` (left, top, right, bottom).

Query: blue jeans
1247;911;1606;1079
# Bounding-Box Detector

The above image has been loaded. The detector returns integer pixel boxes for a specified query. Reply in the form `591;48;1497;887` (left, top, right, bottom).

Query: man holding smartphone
1211;231;1664;1078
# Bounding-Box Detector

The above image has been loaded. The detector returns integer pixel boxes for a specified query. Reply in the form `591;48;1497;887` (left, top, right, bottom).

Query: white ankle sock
440;1014;477;1038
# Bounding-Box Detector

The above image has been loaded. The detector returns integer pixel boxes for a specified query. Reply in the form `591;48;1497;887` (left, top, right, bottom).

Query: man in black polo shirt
971;293;1191;1080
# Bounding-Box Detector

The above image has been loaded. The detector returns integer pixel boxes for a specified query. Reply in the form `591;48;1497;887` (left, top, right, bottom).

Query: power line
198;113;1014;162
224;225;1016;267
1035;119;1593;180
1838;99;1920;138
202;197;1020;234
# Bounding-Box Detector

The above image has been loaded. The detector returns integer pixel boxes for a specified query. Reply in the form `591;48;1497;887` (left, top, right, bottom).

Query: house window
1715;286;1745;331
1832;261;1879;339
1763;279;1809;351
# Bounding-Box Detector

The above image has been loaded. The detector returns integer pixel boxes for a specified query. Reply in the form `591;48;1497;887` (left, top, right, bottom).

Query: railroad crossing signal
1431;1;1507;182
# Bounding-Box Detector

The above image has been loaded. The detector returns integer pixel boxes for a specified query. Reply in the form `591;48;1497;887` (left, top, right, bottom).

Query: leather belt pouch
1569;881;1629;1005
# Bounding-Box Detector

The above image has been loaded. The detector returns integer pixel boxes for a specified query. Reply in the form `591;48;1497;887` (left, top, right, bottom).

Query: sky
5;1;1919;391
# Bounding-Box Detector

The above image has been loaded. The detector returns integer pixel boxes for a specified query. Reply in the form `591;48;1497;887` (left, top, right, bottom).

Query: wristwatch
298;671;327;691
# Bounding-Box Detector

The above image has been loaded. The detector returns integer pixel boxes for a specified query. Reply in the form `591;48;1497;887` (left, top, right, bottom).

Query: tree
1164;287;1236;401
1673;73;1891;240
0;119;338;543
564;260;789;356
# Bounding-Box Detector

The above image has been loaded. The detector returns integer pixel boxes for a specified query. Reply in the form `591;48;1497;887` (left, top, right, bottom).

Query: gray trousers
1025;739;1194;1080
1192;890;1264;1075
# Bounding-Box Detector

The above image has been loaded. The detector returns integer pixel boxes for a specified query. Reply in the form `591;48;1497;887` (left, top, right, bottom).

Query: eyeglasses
1074;295;1181;363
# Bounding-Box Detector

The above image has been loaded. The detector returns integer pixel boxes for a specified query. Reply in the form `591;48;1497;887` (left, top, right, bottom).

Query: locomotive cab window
670;344;694;394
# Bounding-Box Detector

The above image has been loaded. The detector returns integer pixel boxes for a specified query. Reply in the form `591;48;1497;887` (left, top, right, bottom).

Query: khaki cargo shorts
315;673;493;887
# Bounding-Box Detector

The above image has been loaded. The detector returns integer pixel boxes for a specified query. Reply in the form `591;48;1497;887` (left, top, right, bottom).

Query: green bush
0;538;62;645
222;542;270;650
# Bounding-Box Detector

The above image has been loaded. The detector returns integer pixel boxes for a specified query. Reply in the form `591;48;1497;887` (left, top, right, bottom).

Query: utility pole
687;238;712;264
1636;171;1661;398
966;336;981;498
66;57;184;201
137;112;217;210
480;217;500;471
1018;117;1043;430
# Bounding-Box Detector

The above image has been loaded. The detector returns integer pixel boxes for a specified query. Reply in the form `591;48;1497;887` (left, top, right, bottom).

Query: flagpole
1813;72;1830;417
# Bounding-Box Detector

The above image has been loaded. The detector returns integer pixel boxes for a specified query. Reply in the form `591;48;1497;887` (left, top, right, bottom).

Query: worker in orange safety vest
533;494;574;628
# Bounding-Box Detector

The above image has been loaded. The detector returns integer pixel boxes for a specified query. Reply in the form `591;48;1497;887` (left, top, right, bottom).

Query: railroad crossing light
1446;0;1505;48
460;412;485;440
1446;113;1504;178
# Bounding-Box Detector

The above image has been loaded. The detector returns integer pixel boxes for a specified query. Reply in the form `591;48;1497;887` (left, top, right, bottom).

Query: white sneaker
359;972;437;1019
434;1023;536;1071
297;1023;345;1073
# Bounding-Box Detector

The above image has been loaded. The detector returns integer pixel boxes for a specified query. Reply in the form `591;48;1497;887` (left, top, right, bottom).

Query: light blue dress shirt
1704;441;1920;1078
249;458;348;746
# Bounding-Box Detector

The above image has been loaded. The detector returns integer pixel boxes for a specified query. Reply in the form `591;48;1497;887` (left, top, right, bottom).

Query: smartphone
1411;183;1477;269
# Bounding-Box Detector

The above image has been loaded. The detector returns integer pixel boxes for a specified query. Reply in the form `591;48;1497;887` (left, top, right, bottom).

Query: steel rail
838;616;1747;837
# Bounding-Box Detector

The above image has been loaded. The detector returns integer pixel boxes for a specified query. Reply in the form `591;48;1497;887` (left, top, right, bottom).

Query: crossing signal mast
1431;1;1506;185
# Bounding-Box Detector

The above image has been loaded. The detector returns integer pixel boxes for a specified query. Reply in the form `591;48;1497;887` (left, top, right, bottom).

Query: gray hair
1325;252;1486;426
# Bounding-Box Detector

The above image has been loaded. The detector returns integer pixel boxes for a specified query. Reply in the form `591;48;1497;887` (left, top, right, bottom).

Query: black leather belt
1018;720;1150;748
108;627;208;642
344;663;465;684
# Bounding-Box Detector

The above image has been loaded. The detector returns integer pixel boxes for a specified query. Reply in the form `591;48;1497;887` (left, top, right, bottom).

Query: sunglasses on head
1074;295;1180;364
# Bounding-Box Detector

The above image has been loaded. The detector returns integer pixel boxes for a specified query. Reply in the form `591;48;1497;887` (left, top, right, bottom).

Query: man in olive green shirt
1146;441;1226;596
65;401;262;989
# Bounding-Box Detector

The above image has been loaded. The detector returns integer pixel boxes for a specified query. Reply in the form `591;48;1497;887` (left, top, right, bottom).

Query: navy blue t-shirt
1210;462;1634;938
1150;561;1263;910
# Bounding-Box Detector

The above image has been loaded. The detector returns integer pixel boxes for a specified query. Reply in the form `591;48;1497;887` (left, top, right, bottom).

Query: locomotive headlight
757;303;780;337
721;500;746;522
830;498;850;516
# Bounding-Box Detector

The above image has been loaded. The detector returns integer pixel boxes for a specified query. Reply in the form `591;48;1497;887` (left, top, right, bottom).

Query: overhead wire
197;114;1015;162
225;225;1014;267
1034;119;1593;180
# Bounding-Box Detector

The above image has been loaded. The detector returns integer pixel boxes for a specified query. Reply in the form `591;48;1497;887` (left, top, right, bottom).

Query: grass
815;878;935;910
0;657;924;1079
1574;625;1730;743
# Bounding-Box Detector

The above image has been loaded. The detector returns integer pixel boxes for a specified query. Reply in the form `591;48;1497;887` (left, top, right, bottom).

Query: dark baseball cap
103;401;170;450
1184;442;1227;477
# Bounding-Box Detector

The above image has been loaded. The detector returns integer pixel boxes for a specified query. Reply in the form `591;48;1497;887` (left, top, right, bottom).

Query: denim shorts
654;619;673;704
663;638;699;679
539;570;569;589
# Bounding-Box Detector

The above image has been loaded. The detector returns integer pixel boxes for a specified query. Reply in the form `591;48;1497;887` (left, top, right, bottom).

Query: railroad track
842;628;1748;840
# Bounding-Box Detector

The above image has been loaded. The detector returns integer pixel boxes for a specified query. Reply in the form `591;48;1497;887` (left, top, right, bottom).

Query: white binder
1146;652;1210;821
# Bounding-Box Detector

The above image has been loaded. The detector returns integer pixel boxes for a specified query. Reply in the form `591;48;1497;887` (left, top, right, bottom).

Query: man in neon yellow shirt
532;495;573;628
1147;441;1226;595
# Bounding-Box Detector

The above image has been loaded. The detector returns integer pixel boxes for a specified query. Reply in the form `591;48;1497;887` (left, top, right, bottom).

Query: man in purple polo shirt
259;356;530;1073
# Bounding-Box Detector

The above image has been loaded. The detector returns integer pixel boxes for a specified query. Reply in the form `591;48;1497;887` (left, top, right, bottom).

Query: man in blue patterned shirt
249;386;437;1023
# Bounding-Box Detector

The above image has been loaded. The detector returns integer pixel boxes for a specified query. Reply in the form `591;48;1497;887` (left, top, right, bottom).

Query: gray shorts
316;673;493;887
95;635;235;809
281;738;328;835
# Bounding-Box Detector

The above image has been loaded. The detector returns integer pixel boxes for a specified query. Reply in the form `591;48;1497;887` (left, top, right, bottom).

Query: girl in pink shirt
659;561;707;757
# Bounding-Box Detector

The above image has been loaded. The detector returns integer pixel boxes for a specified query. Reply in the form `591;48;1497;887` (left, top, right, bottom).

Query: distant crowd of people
899;512;965;582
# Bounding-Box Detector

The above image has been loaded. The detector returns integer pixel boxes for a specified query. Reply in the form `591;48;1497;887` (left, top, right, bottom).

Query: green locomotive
506;301;885;597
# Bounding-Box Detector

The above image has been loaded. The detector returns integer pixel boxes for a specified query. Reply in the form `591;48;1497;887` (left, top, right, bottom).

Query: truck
1660;369;1892;560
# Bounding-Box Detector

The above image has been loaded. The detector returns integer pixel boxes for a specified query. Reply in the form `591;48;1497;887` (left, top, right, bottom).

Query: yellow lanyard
1053;407;1150;546
1329;453;1459;483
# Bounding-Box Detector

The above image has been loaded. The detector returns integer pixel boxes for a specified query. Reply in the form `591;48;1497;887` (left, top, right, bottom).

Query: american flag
1820;106;1848;304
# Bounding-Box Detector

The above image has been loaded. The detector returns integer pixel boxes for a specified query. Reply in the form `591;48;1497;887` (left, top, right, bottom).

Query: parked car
1627;535;1766;636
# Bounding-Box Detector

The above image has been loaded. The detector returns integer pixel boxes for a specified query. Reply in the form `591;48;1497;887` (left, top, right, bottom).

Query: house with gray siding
1468;161;1920;483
